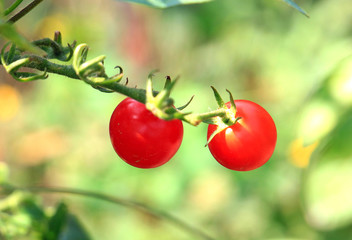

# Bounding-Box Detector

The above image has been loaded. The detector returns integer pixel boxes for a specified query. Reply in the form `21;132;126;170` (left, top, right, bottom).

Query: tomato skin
207;100;277;171
109;98;183;168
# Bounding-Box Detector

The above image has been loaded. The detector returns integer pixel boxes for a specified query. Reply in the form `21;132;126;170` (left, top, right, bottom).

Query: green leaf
0;19;43;54
59;214;91;240
282;0;309;17
42;202;92;240
43;202;68;240
116;0;212;8
21;199;46;223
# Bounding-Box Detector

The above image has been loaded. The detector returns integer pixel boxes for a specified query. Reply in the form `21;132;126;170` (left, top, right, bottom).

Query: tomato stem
1;35;241;128
189;108;227;124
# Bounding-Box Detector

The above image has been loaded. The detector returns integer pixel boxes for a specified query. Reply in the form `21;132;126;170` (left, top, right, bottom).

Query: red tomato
109;98;183;168
207;100;277;171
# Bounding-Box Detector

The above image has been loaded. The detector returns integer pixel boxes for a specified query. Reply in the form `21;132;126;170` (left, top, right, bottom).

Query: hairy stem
1;184;215;240
6;54;151;103
4;53;229;124
1;44;230;125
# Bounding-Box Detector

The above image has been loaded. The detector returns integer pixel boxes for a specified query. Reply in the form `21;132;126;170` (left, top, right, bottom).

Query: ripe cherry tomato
207;100;277;171
109;98;183;168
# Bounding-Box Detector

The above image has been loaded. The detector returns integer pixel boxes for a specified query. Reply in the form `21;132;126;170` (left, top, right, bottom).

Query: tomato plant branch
21;55;153;102
0;184;216;240
0;35;238;127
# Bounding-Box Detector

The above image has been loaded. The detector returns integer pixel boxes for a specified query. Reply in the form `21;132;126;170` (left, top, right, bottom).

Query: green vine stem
1;50;160;105
1;38;237;127
0;184;216;240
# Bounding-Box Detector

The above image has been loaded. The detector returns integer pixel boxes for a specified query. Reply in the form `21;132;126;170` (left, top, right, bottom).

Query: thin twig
4;0;24;16
2;184;216;240
7;0;44;23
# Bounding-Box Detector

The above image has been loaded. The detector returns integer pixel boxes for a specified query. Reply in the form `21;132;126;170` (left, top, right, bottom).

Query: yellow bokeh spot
289;138;319;168
38;14;69;38
0;84;21;122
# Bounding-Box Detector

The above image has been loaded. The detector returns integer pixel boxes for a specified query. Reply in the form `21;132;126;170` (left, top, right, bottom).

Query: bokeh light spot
0;84;21;122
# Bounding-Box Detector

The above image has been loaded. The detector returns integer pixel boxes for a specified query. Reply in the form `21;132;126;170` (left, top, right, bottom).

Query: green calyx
206;86;240;126
145;72;190;121
144;78;242;134
205;87;242;146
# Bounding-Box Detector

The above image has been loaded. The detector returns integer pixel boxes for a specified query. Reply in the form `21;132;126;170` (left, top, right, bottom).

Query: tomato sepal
205;116;242;147
1;42;49;82
145;72;191;121
72;44;124;90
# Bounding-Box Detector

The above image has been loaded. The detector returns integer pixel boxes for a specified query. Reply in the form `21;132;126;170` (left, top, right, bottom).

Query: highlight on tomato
207;100;277;171
109;98;184;169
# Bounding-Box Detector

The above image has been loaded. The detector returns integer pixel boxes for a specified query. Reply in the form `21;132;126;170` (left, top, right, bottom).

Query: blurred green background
1;0;352;239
